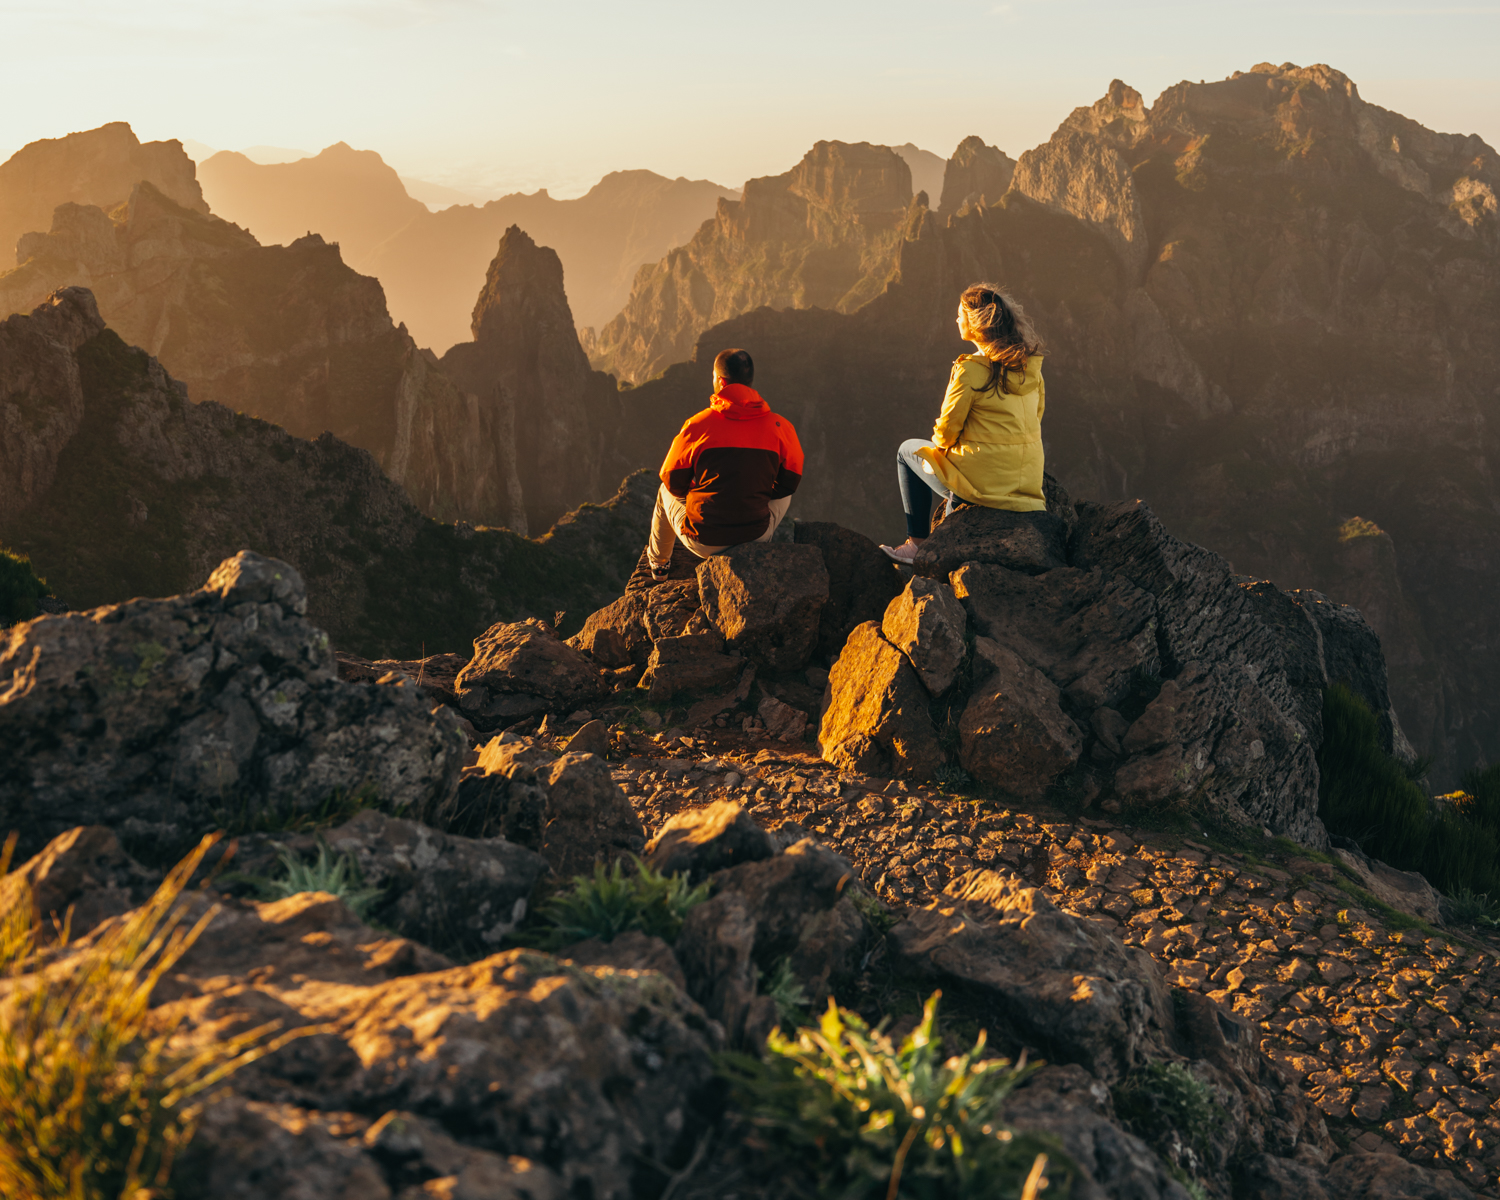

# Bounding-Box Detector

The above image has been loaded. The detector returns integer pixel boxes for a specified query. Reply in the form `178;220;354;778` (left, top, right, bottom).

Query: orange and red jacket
659;383;804;545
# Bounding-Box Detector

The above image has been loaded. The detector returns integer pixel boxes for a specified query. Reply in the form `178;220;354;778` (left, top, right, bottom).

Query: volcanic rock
696;541;829;672
643;800;777;883
449;736;645;877
881;575;967;695
818;620;944;780
890;869;1171;1082
960;638;1084;797
639;632;742;704
454;619;607;727
0;550;466;860
792;519;903;661
675;840;870;1043
318;809;548;955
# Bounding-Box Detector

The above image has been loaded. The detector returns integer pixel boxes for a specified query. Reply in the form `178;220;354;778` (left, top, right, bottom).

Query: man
647;347;803;581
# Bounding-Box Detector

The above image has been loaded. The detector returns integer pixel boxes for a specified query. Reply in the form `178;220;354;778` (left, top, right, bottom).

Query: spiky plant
268;842;383;918
540;857;710;947
722;989;1068;1199
0;832;309;1200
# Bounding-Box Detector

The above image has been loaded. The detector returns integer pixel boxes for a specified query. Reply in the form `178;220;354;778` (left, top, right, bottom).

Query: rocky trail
587;716;1500;1194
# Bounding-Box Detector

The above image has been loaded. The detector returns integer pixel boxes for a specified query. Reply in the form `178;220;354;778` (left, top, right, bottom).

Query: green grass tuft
538;857;709;948
721;990;1069;1199
266;843;383;919
1114;1060;1223;1171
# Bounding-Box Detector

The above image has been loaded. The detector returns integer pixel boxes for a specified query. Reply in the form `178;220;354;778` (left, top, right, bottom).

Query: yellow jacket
915;354;1046;512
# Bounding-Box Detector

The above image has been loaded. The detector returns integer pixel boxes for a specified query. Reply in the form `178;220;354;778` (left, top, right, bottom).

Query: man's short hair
713;348;754;385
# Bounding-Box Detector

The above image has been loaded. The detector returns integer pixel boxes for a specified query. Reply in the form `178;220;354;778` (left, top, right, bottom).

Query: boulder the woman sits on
881;283;1047;563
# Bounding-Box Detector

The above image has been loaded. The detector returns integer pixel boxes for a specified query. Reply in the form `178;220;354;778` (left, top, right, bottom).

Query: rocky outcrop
362;168;736;350
588;141;915;382
696;542;829;671
820;475;1405;840
0;185;505;526
936;135;1016;215
818;619;945;780
454;618;608;727
446;735;646;876
439;226;625;533
605;62;1499;786
0;289;654;659
0;122;207;263
0;551;467;860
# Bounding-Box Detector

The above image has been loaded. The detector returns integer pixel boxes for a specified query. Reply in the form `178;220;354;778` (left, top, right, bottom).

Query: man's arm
659;419;698;498
769;417;804;498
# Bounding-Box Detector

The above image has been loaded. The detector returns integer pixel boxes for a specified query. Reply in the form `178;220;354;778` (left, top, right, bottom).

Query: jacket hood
709;383;769;418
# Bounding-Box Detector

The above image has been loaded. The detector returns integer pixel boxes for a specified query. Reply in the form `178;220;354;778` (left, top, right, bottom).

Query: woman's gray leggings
898;438;952;538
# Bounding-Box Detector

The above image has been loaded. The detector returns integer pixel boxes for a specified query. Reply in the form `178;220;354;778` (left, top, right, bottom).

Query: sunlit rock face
0;121;207;264
588;140;917;383
600;63;1500;786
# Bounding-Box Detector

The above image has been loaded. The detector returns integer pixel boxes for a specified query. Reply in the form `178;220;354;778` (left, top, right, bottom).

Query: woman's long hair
959;283;1045;394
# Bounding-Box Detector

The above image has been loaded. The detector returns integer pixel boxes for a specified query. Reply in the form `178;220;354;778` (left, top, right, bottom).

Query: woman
881;283;1047;563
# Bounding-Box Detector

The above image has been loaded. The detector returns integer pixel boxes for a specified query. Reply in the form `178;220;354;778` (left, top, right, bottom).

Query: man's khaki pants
647;485;792;570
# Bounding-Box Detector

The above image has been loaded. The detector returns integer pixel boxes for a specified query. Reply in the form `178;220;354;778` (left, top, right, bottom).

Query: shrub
0;546;51;626
1318;685;1500;897
0;832;303;1200
539;857;709;947
268;842;383;919
722;990;1068;1199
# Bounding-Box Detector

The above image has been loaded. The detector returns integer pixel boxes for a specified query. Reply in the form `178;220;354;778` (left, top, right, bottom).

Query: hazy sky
2;0;1497;198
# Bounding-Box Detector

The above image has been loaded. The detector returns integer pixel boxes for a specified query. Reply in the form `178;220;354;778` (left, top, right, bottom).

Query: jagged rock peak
937;136;1016;215
777;140;913;214
0;122;207;264
469;224;583;364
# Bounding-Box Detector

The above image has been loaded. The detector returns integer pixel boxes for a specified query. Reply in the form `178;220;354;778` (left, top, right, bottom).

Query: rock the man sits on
646;347;804;580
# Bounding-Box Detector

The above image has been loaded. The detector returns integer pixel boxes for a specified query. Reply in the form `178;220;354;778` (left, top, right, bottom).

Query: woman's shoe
880;538;923;564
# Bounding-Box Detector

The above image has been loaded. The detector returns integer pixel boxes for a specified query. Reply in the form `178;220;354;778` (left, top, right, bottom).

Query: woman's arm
931;359;977;449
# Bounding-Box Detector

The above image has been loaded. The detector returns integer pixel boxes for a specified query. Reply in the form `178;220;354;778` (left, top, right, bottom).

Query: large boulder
793;520;903;661
951;562;1160;711
446;737;645;877
675;840;872;1044
0;552;466;860
639;632;743;704
455;619;607;729
890;870;1171;1083
912;476;1074;579
881;575;968;695
643;800;777;883
319;809;549;956
697;542;829;672
818;621;944;780
567;591;651;668
959;638;1083;797
143;890;719;1200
